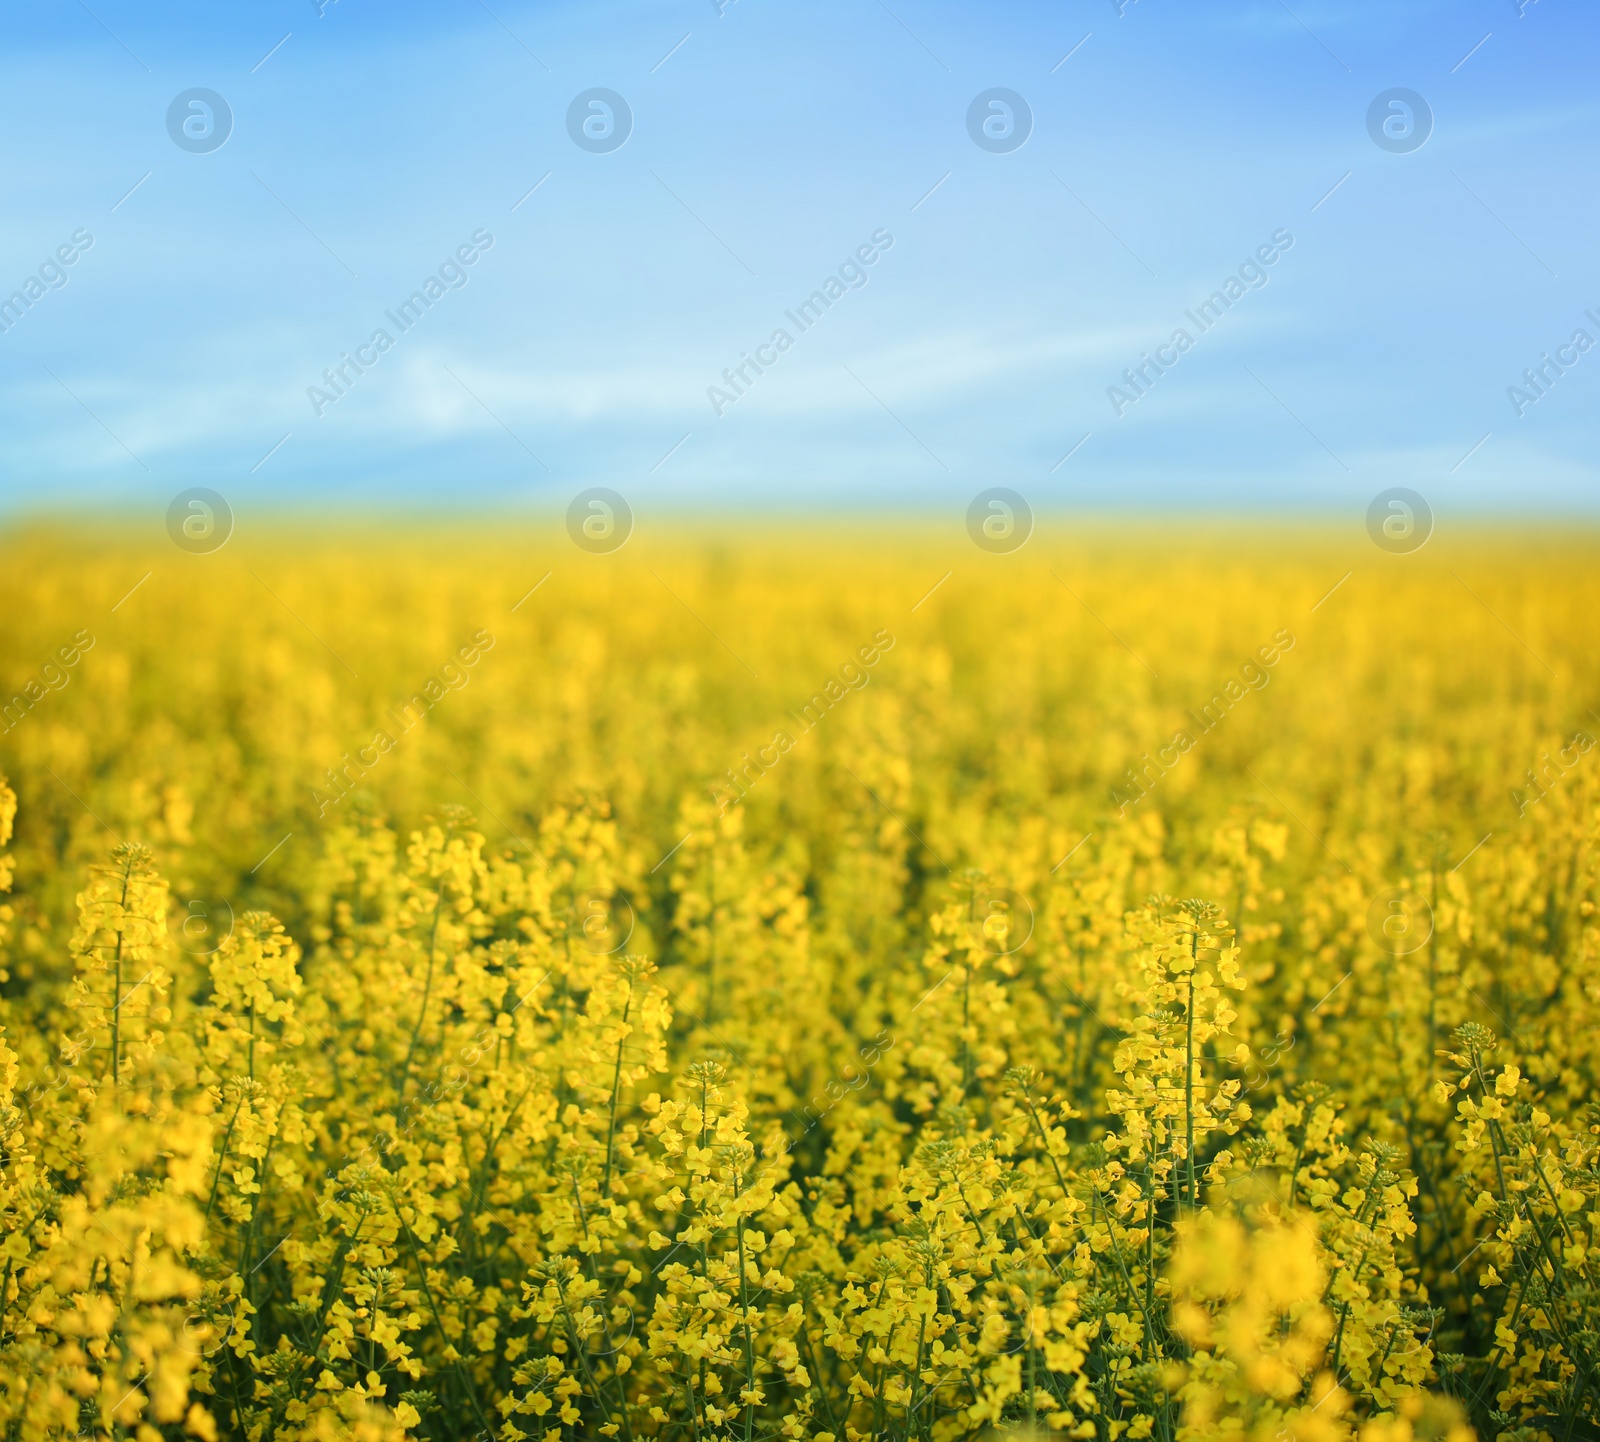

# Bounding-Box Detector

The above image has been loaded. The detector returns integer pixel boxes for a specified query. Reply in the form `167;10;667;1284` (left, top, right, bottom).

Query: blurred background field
2;519;1595;913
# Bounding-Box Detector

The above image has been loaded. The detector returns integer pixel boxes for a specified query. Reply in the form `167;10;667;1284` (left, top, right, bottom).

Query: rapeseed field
1;522;1596;1442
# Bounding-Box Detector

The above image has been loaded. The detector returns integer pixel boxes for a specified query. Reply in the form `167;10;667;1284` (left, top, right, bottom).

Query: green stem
111;864;131;1088
400;889;445;1091
393;1196;495;1438
204;1095;247;1230
602;982;635;1196
1185;930;1198;1210
734;1167;757;1442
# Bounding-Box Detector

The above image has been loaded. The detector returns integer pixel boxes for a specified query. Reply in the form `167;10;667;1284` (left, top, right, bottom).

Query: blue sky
0;0;1595;517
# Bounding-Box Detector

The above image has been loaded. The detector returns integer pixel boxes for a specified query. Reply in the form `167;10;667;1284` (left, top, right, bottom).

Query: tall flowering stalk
1107;899;1251;1210
66;842;171;1092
